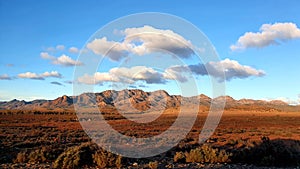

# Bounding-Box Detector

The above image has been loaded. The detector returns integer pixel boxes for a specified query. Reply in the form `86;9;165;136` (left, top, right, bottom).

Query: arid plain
0;90;299;168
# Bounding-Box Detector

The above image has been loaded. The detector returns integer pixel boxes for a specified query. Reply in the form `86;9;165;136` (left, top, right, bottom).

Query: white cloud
45;45;65;52
0;74;12;80
87;37;129;61
6;64;14;67
46;46;55;52
167;59;265;82
78;72;113;85
77;66;166;85
56;45;65;50
206;59;265;81
40;52;83;66
163;65;189;82
18;72;44;80
123;25;195;57
41;71;62;78
18;71;62;80
294;95;300;105
69;47;79;53
231;22;300;51
87;25;195;61
77;59;265;85
266;97;299;105
40;52;55;59
53;55;83;66
111;66;166;84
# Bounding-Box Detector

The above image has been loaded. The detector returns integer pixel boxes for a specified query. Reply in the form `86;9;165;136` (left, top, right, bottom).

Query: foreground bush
174;144;231;163
53;142;122;169
28;149;47;163
14;145;65;164
14;146;59;164
53;142;97;168
173;151;185;163
14;152;27;163
148;161;158;169
93;148;122;168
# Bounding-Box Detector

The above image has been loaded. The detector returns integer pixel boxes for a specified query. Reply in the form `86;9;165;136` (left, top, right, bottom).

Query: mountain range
0;89;299;112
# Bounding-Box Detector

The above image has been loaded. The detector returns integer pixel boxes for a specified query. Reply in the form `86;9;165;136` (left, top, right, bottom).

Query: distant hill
0;89;299;112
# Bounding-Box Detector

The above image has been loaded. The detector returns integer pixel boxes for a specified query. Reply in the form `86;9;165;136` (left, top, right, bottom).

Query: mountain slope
0;89;299;112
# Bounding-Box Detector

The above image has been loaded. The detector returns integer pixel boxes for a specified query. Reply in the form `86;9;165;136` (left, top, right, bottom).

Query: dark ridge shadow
230;137;300;167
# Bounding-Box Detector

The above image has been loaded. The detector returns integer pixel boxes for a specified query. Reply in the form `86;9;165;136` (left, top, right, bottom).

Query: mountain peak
269;100;288;105
0;90;298;112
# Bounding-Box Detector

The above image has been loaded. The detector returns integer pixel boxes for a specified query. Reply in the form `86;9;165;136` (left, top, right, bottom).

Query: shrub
185;148;203;163
14;149;48;164
14;151;27;163
53;142;98;169
148;161;158;169
173;151;185;163
115;156;122;169
28;149;46;163
14;146;62;164
93;148;122;168
183;144;231;163
53;142;123;169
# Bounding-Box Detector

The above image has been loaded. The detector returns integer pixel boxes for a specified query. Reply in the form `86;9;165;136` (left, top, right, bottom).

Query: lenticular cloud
87;25;195;61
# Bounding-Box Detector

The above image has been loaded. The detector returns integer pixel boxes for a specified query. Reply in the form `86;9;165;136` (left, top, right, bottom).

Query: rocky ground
1;163;299;169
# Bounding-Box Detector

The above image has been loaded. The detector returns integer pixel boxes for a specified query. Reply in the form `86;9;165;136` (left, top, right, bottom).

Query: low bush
148;161;158;169
28;149;46;163
14;151;27;163
173;151;185;163
14;148;49;164
174;144;231;164
93;148;122;168
53;142;123;169
53;142;98;169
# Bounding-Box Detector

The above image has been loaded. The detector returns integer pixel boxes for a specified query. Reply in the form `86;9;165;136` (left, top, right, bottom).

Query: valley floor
0;110;299;168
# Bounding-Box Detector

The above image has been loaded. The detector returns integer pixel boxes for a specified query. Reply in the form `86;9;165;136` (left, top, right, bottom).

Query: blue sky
0;0;300;104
